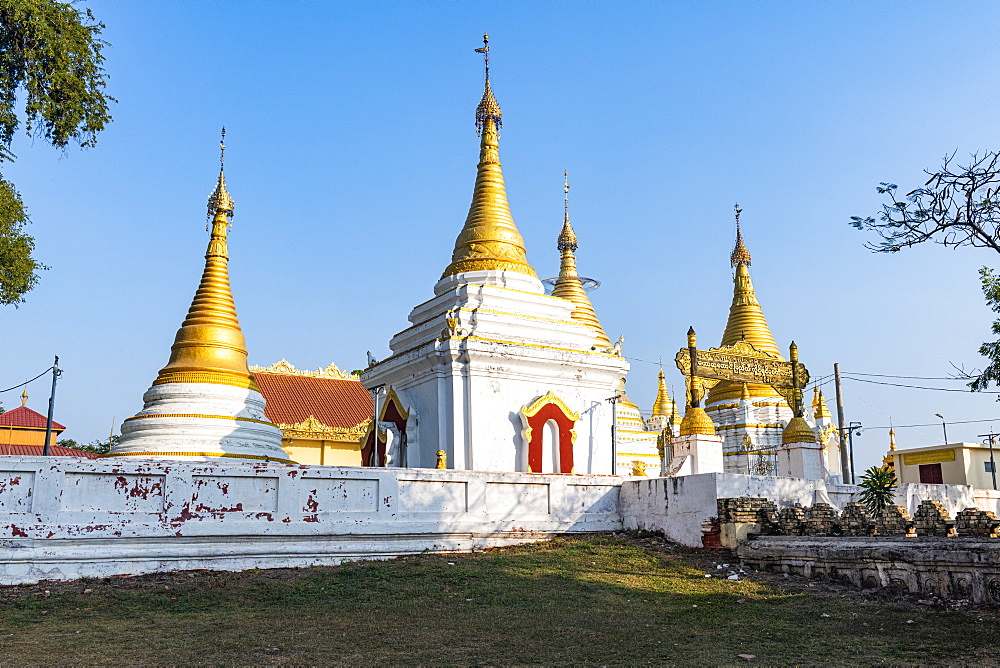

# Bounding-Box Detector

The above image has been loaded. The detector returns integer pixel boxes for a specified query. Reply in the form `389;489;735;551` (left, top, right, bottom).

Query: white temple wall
620;473;859;547
0;458;624;585
368;340;625;475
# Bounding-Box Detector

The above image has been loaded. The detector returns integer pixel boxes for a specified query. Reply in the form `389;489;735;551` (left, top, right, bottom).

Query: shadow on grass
0;535;997;665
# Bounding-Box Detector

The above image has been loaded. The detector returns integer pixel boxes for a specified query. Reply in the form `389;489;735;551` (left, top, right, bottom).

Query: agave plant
858;465;898;518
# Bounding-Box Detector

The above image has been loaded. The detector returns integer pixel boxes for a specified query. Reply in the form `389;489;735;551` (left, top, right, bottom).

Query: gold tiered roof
442;34;536;279
551;173;611;348
708;210;784;404
651;369;673;417
152;131;259;392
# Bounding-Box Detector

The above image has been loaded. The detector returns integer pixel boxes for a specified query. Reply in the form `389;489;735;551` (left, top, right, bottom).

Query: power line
0;366;55;394
861;417;1000;431
842;375;996;394
844;371;970;381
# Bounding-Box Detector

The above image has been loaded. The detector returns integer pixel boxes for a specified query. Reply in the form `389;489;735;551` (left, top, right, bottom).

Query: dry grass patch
0;534;996;665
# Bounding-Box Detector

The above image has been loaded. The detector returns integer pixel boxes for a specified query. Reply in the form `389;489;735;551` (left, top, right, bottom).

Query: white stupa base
110;382;289;462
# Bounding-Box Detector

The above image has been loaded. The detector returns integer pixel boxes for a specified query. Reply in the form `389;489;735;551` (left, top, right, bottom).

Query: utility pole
607;391;622;474
833;363;852;484
978;431;999;491
42;356;62;457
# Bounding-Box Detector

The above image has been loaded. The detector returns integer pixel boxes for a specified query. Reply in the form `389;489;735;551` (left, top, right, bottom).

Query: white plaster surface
0;458;623;584
362;270;630;474
113;382;286;460
620;473;859;547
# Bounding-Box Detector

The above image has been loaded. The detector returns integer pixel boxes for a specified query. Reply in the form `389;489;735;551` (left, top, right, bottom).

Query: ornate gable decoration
250;359;359;381
276;415;372;440
521;390;580;421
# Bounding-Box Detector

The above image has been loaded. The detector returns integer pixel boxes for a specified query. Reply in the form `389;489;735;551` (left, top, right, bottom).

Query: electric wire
842;375;996;393
0;367;54;394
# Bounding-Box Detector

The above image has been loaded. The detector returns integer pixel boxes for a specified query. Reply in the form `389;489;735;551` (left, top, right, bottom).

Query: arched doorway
519;391;579;474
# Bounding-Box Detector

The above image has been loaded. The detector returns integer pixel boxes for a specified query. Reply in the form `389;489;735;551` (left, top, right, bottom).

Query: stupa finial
441;34;535;279
474;33;501;136
730;202;751;267
207;128;234;219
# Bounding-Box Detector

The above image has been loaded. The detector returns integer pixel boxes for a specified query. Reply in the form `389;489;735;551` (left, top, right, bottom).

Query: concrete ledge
738;536;1000;604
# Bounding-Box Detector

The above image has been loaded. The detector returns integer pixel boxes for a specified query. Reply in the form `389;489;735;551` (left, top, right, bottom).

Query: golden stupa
551;172;612;348
707;213;786;405
442;34;536;279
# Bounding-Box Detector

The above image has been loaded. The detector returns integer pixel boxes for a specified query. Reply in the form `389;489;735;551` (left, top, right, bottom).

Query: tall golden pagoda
442;34;536;279
152;136;258;392
707;208;786;405
551;172;612;349
111;131;288;463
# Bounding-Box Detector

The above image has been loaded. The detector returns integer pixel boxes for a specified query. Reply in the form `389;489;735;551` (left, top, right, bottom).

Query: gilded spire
152;131;258;392
442;34;535;278
207;128;234;218
708;207;783;404
720;214;779;355
814;389;832;420
730;203;751;267
551;172;612;348
889;427;897;451
20;388;27;407
652;369;673;417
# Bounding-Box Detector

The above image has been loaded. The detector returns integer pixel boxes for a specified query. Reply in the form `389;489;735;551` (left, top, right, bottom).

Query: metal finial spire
734;202;742;230
207;127;234;219
558;171;577;251
474;33;502;136
563;170;570;221
730;202;751;267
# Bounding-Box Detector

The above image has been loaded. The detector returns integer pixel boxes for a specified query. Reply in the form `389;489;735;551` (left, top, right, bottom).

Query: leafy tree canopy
0;0;113;306
852;151;1000;391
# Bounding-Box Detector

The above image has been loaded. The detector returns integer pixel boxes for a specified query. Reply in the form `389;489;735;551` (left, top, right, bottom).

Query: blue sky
4;1;1000;473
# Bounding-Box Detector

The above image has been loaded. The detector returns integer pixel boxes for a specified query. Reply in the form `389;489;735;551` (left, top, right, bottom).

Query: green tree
857;465;898;519
851;151;1000;390
59;434;117;454
0;0;113;306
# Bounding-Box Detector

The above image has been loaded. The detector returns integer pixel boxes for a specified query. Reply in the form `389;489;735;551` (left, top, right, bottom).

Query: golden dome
782;416;816;444
152;136;258;392
442;36;536;279
551;173;611;348
680;406;717;436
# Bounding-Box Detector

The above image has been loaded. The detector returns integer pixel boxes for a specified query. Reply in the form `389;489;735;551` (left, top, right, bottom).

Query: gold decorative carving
436;450;447;469
675;340;808;388
152;371;260;392
630;461;648;477
250;359;360;381
277;416;372;440
103;451;296;464
123;413;274;426
521;391;580;421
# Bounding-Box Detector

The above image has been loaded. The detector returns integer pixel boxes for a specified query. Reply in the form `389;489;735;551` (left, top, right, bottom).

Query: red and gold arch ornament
519;391;580;474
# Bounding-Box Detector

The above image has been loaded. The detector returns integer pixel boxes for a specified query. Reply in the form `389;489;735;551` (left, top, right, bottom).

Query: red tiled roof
0;406;65;431
0;444;98;458
252;372;372;429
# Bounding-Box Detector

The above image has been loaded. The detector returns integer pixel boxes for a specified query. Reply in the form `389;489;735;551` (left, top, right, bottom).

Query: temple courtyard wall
1;458;998;589
0;458;622;585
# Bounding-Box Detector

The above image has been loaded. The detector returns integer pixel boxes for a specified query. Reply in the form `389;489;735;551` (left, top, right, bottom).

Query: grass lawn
0;533;997;665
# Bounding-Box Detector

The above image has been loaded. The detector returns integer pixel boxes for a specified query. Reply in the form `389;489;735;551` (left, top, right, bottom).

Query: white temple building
361;37;630;475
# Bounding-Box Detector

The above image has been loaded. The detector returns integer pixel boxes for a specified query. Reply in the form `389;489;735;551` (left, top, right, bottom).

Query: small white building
890;442;1000;490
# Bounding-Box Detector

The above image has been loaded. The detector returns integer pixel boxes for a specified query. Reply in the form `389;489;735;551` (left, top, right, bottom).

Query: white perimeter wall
0;458;623;584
